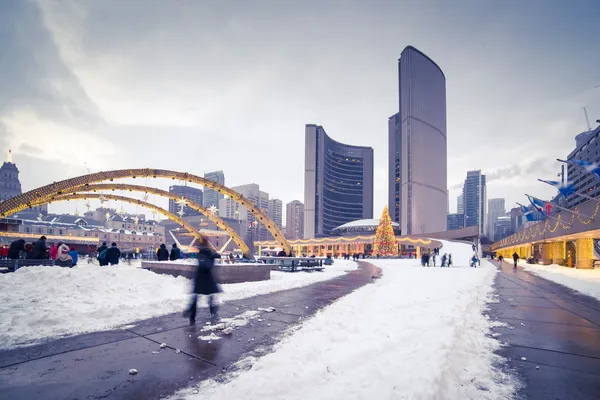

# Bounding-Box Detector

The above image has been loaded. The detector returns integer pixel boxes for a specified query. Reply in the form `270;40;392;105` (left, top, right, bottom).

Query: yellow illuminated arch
0;168;291;255
52;183;250;256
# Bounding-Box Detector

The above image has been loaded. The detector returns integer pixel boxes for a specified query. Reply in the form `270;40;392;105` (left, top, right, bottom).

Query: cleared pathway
489;260;600;399
0;262;380;400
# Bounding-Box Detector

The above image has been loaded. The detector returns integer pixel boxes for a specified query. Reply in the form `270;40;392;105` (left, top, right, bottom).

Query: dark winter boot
209;305;219;318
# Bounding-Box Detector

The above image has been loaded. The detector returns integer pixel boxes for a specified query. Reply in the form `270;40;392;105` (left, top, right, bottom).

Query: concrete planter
141;261;270;283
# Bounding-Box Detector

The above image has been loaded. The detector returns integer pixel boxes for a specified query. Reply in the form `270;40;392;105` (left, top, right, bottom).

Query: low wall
141;261;270;283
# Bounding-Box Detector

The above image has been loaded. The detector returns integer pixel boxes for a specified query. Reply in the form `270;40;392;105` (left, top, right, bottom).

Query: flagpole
525;194;595;220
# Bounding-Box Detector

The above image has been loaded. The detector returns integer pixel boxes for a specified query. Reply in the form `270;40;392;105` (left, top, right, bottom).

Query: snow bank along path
172;241;515;400
0;260;357;350
518;260;600;301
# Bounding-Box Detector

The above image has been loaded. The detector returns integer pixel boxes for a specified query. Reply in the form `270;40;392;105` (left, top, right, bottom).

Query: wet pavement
489;260;600;400
0;262;380;400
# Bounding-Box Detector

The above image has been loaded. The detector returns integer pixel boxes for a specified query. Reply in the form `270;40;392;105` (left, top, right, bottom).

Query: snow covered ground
0;260;357;349
169;241;515;400
516;260;600;301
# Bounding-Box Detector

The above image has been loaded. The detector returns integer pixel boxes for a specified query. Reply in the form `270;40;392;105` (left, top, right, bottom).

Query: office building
268;199;283;228
447;213;465;231
457;194;464;214
203;170;225;208
388;46;447;235
487;198;505;240
286;200;304;240
510;207;524;234
494;215;513;242
168;185;203;217
304;124;374;238
566;125;600;209
230;183;270;243
463;170;486;236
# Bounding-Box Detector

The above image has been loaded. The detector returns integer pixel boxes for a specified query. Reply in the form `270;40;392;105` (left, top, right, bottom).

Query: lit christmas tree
373;206;398;256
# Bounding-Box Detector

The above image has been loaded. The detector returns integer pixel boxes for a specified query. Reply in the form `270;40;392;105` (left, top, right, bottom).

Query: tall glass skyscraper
304;125;374;238
388;46;447;235
203;170;225;208
463;170;487;236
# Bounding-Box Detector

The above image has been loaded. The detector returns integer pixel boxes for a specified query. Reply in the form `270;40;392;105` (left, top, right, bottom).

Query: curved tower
304;125;374;238
388;46;447;234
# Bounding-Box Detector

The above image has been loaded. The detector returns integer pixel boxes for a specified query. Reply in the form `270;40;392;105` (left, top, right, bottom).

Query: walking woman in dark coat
184;237;222;325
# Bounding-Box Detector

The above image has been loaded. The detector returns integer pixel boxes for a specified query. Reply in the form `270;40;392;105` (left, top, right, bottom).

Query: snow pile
171;241;515;400
0;260;357;349
519;262;600;301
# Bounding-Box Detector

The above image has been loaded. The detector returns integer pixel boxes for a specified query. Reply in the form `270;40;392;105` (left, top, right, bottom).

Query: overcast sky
1;0;599;220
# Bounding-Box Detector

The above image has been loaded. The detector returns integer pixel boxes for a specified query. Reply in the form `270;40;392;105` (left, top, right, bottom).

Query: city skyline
1;1;599;220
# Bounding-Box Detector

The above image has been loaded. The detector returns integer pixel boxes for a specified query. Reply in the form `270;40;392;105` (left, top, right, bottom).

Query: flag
526;195;547;218
517;202;543;222
564;159;600;179
538;179;576;198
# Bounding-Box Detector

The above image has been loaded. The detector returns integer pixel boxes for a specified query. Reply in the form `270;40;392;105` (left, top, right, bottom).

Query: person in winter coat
105;243;121;265
69;247;79;266
32;236;48;259
49;241;63;260
169;243;181;261
24;243;34;259
56;243;73;264
512;252;519;268
8;239;26;260
157;244;169;261
97;242;108;256
184;237;222;324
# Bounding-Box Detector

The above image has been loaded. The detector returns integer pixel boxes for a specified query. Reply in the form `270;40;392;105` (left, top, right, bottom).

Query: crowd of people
0;236;80;266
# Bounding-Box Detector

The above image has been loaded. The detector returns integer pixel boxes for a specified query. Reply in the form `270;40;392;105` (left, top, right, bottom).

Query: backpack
98;249;108;261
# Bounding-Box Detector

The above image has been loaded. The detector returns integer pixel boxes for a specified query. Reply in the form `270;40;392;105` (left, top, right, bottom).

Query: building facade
304;124;374;238
463;170;486;236
388;46;447;235
487;198;506;240
230;183;270;243
447;213;465;231
457;194;464;214
203;170;225;208
268;199;283;228
0;151;48;215
566;125;600;209
494;215;512;242
168;185;203;217
286;200;304;240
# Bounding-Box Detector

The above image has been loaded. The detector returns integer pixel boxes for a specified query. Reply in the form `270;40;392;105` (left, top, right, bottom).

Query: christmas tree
373;206;398;256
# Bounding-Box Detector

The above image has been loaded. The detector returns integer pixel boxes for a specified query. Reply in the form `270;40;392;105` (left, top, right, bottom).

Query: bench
0;259;74;272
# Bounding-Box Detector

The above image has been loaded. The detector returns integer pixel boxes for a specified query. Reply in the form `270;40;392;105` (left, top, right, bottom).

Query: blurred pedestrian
105;243;121;265
56;243;73;264
8;239;25;260
69;246;79;266
32;236;48;259
184;237;222;324
512;252;519;269
170;243;181;261
157;244;169;261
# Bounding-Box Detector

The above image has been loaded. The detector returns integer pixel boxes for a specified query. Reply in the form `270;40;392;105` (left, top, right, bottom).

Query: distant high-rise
286;200;304;240
268;199;283;229
447;213;465;231
494;216;513;241
0;150;22;203
457;194;464;214
0;150;48;215
463;170;487;236
203;170;225;208
231;183;270;242
388;46;447;235
486;198;506;240
168;185;203;217
304;124;374;238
